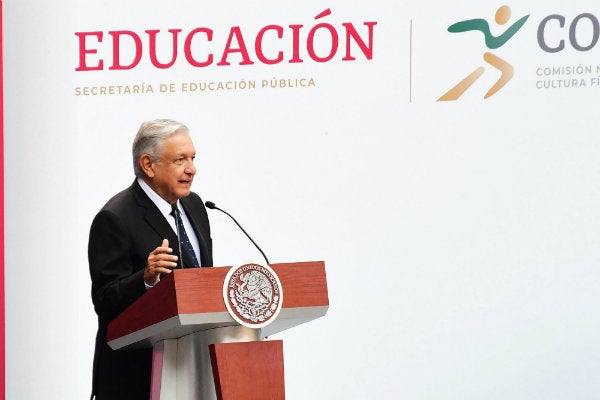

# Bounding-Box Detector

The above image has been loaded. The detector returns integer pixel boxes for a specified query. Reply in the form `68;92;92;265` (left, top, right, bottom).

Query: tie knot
171;203;179;217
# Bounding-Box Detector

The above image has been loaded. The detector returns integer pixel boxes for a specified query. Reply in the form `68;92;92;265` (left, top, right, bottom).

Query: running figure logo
438;6;529;101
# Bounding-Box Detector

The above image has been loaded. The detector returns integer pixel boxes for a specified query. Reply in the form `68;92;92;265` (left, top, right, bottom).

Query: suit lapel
130;181;181;260
130;180;210;268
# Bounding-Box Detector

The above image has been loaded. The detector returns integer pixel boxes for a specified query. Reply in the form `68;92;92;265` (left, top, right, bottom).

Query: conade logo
438;6;530;101
437;6;600;99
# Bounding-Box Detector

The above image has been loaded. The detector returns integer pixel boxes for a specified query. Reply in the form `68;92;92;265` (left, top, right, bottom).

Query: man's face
146;132;196;204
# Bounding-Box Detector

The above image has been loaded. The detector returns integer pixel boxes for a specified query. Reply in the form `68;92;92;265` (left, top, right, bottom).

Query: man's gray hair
132;119;189;178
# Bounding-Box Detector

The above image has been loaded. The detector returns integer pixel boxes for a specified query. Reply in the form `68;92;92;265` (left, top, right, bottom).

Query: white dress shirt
138;178;201;286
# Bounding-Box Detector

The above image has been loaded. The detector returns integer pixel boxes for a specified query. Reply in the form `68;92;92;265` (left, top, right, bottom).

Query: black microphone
205;201;270;265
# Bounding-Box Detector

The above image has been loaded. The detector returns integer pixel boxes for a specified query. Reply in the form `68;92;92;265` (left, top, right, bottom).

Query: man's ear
139;154;155;178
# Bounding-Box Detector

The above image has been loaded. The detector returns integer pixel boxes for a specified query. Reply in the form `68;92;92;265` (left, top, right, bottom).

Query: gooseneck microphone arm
205;201;270;265
171;203;184;269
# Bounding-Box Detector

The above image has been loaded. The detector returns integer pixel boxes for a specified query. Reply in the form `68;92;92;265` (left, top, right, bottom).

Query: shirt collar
137;177;180;218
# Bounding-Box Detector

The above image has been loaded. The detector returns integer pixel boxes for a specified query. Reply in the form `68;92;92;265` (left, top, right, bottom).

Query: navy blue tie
171;204;200;268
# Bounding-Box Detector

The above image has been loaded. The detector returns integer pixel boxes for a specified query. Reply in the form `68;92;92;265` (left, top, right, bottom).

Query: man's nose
185;161;196;175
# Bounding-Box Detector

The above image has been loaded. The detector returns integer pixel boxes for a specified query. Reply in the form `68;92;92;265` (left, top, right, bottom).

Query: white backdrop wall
5;0;600;398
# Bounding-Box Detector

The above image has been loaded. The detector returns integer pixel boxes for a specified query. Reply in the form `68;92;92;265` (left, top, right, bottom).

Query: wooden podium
107;261;329;400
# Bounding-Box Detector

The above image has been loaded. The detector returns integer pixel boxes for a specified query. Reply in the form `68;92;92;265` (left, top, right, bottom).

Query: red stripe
0;1;5;398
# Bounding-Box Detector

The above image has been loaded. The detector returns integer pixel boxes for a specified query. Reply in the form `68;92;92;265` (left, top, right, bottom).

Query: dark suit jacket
89;180;212;399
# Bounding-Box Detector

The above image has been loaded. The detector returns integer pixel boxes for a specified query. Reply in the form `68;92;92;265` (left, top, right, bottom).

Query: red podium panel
106;261;328;400
210;340;285;400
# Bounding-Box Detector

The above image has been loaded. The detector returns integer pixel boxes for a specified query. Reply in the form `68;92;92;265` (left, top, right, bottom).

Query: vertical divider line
0;1;5;398
409;19;413;103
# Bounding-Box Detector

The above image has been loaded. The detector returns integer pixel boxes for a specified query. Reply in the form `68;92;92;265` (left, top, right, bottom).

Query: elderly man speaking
88;119;213;399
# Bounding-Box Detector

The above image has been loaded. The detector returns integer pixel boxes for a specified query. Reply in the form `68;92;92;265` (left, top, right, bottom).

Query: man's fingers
154;256;178;267
145;239;178;286
152;266;175;275
152;239;173;255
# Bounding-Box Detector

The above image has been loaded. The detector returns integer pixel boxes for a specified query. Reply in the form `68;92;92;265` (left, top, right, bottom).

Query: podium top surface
107;261;328;349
